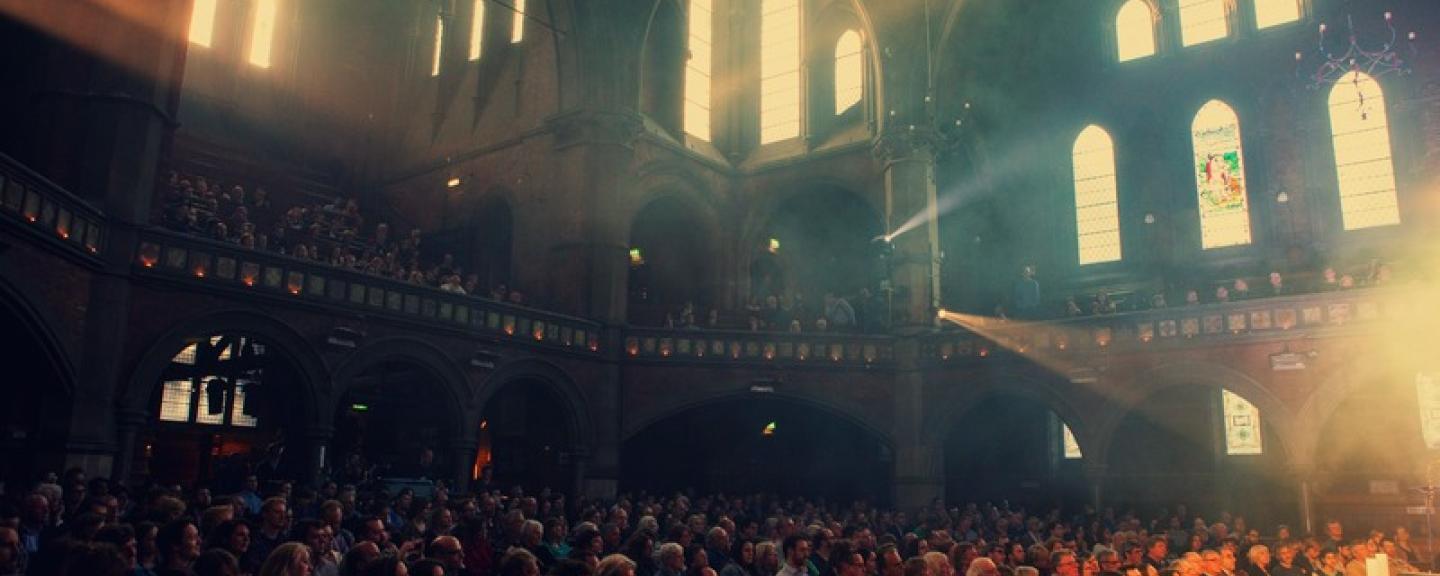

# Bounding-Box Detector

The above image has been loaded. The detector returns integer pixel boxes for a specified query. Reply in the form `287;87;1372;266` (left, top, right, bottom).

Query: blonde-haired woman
259;542;313;576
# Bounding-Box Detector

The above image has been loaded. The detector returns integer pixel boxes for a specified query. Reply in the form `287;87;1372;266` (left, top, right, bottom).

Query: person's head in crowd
93;523;138;570
923;550;953;576
1319;549;1340;572
211;518;251;559
339;541;382;576
906;556;932;576
1200;550;1221;576
599;553;639;576
195;547;241;576
410;558;446;576
556;558;598;576
258;541;312;576
502;548;543;576
969;558;1002;576
430;535;464;572
0;527;20;574
1218;547;1237;573
758;540;783;575
782;534;811;569
359;516;389;546
158;518;202;571
361;556;409;576
659;542;686;573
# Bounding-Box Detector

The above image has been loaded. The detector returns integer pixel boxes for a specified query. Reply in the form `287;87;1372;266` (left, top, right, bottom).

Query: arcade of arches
3;0;1440;563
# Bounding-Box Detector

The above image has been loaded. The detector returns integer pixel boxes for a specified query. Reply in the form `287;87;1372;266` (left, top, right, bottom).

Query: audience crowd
0;462;1429;576
156;171;528;306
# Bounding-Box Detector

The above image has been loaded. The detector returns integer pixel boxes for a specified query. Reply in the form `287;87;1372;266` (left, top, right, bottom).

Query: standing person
1013;266;1040;319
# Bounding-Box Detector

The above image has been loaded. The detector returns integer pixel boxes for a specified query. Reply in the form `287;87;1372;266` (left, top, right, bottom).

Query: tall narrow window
684;0;714;140
188;0;218;47
834;30;864;113
760;0;801;144
1073;126;1122;265
511;0;526;43
1179;0;1228;46
1192;100;1252;249
1115;0;1156;62
470;0;485;61
431;14;445;76
1222;389;1263;455
1062;423;1083;460
248;0;278;68
1330;71;1401;230
1254;0;1301;29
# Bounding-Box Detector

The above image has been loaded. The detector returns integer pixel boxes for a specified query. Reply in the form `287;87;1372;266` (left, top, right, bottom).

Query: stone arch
0;276;77;396
923;365;1100;461
622;388;894;449
330;336;473;432
475;356;594;447
741;178;883;247
625;168;728;319
1092;361;1297;467
121;309;330;423
739;181;884;305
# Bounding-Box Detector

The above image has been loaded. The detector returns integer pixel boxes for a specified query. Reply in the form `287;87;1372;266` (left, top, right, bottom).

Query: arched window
1072;125;1122;265
1254;0;1301;29
511;0;526;43
188;0;218;47
760;0;801;144
469;0;485;61
1179;0;1228;46
1191;100;1252;249
834;30;864;113
684;0;714;140
1062;423;1083;459
159;336;264;428
248;0;279;68
1329;71;1401;230
1115;0;1156;62
1222;389;1263;455
431;13;445;76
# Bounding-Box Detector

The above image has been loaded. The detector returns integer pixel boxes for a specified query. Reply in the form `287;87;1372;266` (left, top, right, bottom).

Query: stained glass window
760;0;801;144
1254;0;1301;29
155;336;263;428
1179;0;1228;46
511;0;526;43
1116;0;1156;62
470;0;485;61
1192;100;1252;249
685;0;714;140
1073;125;1122;265
159;380;193;422
1222;389;1263;455
248;0;278;68
835;30;864;113
189;0;218;47
432;14;445;76
1330;71;1401;230
1062;423;1083;459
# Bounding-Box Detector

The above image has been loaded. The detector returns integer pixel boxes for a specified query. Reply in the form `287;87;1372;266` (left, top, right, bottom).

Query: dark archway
476;379;577;492
1103;386;1292;525
0;284;74;490
333;358;466;481
1311;374;1427;500
761;186;882;311
621;395;892;503
944;395;1088;510
628;195;716;325
136;333;311;489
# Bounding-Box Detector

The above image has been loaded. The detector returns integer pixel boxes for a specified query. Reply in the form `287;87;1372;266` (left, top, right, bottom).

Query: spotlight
447;177;462;188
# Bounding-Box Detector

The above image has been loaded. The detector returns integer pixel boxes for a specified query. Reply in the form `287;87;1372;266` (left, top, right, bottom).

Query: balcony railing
0;152;104;261
134;228;604;355
621;327;896;367
922;287;1404;363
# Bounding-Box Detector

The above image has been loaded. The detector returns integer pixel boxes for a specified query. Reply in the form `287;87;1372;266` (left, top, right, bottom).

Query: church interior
2;0;1440;574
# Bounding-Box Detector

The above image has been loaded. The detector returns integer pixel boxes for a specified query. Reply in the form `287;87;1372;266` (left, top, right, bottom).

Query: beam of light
248;0;278;69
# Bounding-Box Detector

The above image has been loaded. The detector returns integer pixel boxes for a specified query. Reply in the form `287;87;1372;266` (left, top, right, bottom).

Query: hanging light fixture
1299;10;1417;101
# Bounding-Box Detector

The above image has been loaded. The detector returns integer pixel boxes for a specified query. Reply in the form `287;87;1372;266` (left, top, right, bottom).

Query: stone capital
545;109;644;150
872;127;943;167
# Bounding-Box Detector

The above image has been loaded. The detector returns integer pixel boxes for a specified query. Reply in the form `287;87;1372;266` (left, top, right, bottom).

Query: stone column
1082;462;1108;511
539;110;643;324
892;338;944;510
449;440;480;493
110;409;149;485
873;129;943;332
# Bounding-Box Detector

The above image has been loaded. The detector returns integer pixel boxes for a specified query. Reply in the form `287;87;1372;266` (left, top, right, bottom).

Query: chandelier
1298;10;1417;92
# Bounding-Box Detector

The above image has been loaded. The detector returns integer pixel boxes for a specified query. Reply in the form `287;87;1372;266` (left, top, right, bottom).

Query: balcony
621;327;895;368
0;152;105;261
923;286;1405;363
134;228;604;355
